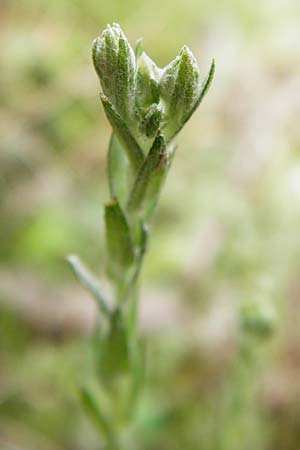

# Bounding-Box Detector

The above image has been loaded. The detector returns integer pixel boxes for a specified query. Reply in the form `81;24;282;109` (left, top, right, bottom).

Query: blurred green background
1;0;300;449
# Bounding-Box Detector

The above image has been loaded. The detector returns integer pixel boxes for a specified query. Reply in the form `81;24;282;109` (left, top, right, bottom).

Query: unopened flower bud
92;23;136;119
135;52;160;114
160;45;200;135
139;103;163;138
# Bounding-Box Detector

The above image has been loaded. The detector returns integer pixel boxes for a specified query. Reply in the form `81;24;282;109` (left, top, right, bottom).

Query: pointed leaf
128;337;146;415
101;94;144;172
184;58;215;122
127;131;168;220
107;133;130;206
168;58;215;142
67;254;110;316
79;386;116;445
105;198;135;280
99;309;129;379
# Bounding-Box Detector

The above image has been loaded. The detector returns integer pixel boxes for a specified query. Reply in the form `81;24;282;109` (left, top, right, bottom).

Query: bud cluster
92;23;214;149
91;23;215;296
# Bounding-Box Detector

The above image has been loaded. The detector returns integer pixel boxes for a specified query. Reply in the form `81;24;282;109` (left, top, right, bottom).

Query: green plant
67;23;214;449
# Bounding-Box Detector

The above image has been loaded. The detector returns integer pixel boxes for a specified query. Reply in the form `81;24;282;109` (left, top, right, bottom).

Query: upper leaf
101;94;144;172
127;131;168;219
171;58;215;141
107;133;130;207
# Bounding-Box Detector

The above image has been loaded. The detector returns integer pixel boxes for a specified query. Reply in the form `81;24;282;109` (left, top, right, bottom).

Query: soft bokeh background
1;0;300;448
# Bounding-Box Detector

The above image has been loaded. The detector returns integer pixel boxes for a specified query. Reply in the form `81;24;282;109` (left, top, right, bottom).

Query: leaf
168;58;215;142
79;386;116;446
99;309;129;380
185;58;215;121
101;94;144;172
127;131;168;220
107;133;130;207
128;336;146;415
105;198;135;281
66;254;110;316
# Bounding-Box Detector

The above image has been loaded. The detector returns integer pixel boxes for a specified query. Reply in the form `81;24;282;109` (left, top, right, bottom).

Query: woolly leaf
101;94;144;172
99;309;129;380
127;131;168;220
169;58;215;141
105;198;134;280
108;133;130;207
79;386;116;445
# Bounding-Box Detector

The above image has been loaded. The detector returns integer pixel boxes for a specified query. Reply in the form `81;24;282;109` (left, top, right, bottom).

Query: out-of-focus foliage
1;0;300;449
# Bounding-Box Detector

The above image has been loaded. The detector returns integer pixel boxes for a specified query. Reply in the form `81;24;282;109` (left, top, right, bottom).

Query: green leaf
188;58;215;117
128;336;146;415
127;131;168;220
105;198;135;281
101;94;144;172
79;386;116;446
99;309;129;380
108;133;130;207
169;58;215;141
66;254;110;317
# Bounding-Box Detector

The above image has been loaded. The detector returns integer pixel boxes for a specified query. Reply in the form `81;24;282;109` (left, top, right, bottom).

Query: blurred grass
1;0;300;449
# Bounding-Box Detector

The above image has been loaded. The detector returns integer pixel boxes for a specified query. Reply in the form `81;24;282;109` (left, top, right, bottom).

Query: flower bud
135;52;160;114
92;23;136;119
139;103;163;138
160;45;200;135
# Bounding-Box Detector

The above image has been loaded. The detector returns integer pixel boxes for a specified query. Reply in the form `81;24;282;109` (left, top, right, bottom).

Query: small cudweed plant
68;23;214;449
